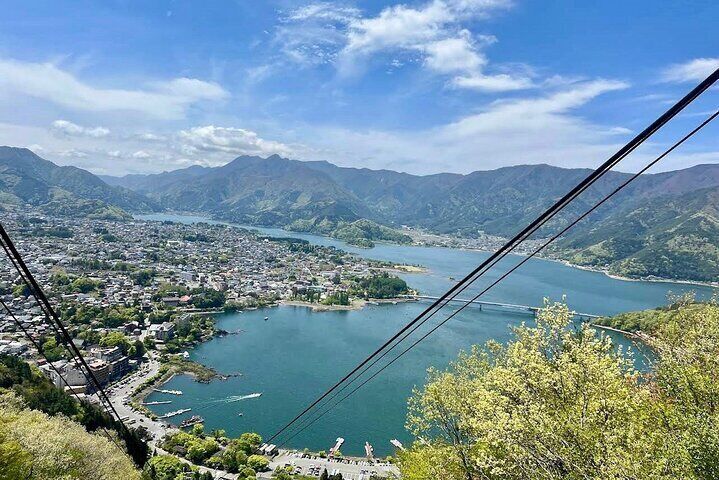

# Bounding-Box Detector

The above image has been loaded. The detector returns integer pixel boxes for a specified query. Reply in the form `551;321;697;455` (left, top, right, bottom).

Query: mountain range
1;146;717;283
0;147;157;219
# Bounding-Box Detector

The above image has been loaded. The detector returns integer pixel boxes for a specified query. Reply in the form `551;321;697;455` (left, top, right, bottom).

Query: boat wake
208;393;262;404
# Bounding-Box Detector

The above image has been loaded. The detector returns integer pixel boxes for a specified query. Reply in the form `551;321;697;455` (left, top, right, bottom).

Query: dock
159;408;191;419
405;295;600;320
329;437;345;456
365;441;374;458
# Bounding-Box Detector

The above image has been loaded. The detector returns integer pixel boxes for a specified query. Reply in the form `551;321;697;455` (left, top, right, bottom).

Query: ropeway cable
0;223;131;434
0;297;127;453
0;234;123;424
274;108;719;447
267;68;719;445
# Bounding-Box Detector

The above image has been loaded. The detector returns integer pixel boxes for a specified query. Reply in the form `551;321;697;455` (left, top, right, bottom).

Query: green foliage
11;282;30;298
162;430;219;465
101;232;120;242
595;296;706;334
62;303;143;328
0;391;140;479
288;217;411;248
555;187;719;282
190;288;226;309
322;291;350;306
143;454;190;480
131;269;156;286
50;270;71;286
247;454;269;472
350;273;409;299
0;355;148;467
30;225;74;238
40;337;66;362
100;331;132;355
400;301;719;480
70;276;101;293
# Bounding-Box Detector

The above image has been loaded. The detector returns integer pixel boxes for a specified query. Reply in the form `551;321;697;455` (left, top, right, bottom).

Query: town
0;211;414;387
0;211;410;478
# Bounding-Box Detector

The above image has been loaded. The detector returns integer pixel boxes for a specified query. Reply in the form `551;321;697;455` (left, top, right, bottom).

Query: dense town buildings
0;213;396;394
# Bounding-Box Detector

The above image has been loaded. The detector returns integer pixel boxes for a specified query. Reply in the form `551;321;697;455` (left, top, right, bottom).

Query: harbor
142;214;714;456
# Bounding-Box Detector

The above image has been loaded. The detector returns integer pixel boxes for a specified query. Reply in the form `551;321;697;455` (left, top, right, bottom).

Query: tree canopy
0;391;140;479
400;301;719;480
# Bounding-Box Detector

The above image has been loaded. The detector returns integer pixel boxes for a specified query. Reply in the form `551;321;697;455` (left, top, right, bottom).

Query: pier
405;295;600;320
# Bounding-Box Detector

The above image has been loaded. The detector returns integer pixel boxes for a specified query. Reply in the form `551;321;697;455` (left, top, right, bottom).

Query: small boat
264;316;269;321
390;439;405;450
179;415;204;428
238;413;244;417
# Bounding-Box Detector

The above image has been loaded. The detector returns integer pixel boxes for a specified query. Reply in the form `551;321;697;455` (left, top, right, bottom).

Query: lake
138;213;715;456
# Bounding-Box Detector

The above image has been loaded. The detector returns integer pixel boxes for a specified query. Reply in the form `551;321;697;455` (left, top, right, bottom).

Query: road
107;355;171;441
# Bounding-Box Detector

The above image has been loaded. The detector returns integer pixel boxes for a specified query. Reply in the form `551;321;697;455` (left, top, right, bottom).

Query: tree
41;337;65;362
239;466;257;479
131;269;156;287
100;331;132;355
143;455;189;480
130;339;146;358
12;283;30;298
191;423;204;437
651;301;719;479
0;391;140;479
70;276;100;293
232;431;262;454
400;301;689;480
247;454;269;472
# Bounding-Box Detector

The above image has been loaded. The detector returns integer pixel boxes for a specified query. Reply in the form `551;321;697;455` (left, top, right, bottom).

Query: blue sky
0;0;717;175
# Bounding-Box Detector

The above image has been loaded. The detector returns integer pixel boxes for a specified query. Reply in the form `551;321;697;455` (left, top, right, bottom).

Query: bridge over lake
405;295;601;320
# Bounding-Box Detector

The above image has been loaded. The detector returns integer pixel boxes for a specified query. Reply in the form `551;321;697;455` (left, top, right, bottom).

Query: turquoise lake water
138;213;715;456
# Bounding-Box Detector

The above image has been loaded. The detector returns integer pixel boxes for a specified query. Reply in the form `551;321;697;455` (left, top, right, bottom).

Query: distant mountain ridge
3;146;719;282
103;154;719;282
0;146;158;217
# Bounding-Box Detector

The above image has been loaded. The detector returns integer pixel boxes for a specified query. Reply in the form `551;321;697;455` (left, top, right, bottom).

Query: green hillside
555;186;719;282
0;147;159;217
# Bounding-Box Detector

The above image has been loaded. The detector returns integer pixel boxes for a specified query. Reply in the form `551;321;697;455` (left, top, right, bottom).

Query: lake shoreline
134;213;716;289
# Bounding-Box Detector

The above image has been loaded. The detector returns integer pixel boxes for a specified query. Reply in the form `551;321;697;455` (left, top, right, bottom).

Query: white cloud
0;58;228;119
422;31;484;73
662;58;719;83
451;73;533;91
343;1;455;54
178;125;294;158
298;79;630;173
132;150;151;159
51;120;110;138
284;0;528;91
284;2;361;22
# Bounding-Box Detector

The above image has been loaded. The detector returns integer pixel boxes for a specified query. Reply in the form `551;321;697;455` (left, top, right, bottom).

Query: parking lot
267;451;399;479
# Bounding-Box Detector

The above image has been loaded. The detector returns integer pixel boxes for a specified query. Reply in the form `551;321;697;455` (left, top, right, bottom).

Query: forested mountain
555;183;719;282
0;147;159;218
10;148;719;282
